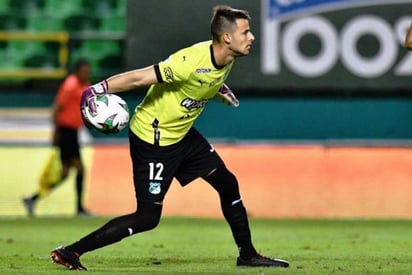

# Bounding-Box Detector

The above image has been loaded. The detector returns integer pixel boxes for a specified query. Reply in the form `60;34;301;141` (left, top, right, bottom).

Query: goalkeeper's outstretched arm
80;66;159;116
106;65;159;93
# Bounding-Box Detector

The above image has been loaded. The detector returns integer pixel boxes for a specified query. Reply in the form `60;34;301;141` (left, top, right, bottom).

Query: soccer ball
82;94;129;134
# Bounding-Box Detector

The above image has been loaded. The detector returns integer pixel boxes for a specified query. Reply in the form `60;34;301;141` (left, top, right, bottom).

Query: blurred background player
50;6;289;270
23;59;91;217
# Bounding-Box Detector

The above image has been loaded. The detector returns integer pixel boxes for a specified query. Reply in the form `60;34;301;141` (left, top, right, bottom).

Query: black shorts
56;125;81;164
129;127;224;203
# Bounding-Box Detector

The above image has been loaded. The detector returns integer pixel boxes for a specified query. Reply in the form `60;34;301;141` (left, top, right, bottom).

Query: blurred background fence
1;0;412;218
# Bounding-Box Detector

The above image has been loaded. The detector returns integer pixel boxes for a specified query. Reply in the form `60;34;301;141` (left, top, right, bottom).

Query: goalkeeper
51;6;289;270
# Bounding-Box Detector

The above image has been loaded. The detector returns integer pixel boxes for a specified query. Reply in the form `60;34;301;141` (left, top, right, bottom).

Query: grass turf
0;217;411;274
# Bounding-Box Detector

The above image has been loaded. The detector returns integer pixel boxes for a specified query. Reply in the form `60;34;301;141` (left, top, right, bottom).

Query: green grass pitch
0;217;411;274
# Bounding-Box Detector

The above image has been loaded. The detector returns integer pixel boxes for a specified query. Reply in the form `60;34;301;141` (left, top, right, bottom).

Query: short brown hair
210;5;251;42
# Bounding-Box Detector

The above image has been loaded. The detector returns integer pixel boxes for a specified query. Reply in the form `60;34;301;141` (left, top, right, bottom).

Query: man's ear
222;33;231;45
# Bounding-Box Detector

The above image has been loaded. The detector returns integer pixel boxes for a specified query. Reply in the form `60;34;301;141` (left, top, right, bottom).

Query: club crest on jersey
181;97;208;110
149;182;161;195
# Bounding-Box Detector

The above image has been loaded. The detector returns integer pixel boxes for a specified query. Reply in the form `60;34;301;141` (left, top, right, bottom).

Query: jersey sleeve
155;49;193;84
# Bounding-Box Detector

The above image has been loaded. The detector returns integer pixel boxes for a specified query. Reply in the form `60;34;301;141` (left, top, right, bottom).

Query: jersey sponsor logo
149;182;161;195
181;97;208;110
196;68;212;73
163;67;174;81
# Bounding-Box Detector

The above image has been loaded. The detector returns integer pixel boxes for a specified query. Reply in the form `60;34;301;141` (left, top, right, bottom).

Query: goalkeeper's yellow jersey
130;41;233;146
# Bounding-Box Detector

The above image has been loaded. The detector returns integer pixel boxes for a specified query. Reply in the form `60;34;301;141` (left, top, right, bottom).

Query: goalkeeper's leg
203;165;257;260
203;165;289;268
65;202;162;255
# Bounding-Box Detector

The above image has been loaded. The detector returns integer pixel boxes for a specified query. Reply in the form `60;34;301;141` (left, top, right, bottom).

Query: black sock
75;172;84;212
66;202;162;255
221;201;257;260
203;166;257;260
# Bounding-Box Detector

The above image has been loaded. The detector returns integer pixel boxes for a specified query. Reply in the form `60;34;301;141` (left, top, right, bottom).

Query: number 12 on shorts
149;162;164;181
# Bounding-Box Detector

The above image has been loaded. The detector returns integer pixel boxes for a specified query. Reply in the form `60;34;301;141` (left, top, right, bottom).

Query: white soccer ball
83;94;129;134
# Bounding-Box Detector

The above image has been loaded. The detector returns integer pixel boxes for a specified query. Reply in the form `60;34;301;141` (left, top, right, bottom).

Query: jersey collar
210;45;226;70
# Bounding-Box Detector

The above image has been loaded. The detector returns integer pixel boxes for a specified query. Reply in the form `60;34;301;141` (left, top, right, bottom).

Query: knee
134;202;162;231
224;169;238;185
73;160;84;173
206;166;241;203
145;214;161;230
219;166;239;190
142;208;161;230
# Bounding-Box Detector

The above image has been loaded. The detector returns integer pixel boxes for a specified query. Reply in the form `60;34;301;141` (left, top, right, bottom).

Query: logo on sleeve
164;67;174;81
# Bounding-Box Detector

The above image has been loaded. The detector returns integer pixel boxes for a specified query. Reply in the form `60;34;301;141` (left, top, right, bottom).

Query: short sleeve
156;49;192;83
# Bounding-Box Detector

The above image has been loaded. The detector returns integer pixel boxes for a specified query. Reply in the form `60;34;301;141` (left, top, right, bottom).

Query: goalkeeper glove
80;80;108;115
80;80;108;128
215;83;239;107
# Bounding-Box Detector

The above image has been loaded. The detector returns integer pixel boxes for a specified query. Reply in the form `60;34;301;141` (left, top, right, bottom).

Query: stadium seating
0;0;126;78
43;0;83;18
115;0;126;16
64;14;100;32
0;51;23;69
24;53;58;68
0;14;26;30
69;40;120;69
26;14;64;31
70;40;121;75
0;0;10;13
9;0;44;16
100;15;126;33
82;0;118;18
6;41;47;60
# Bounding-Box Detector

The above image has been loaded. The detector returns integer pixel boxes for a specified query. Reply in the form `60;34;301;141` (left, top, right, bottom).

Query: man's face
76;64;91;83
228;18;255;56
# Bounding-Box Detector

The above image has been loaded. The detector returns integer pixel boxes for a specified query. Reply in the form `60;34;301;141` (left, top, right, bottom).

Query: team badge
149;182;161;195
163;67;174;81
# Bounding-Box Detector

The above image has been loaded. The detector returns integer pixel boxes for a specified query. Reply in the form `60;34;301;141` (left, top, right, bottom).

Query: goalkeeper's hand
80;80;108;129
215;83;239;107
80;80;108;116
